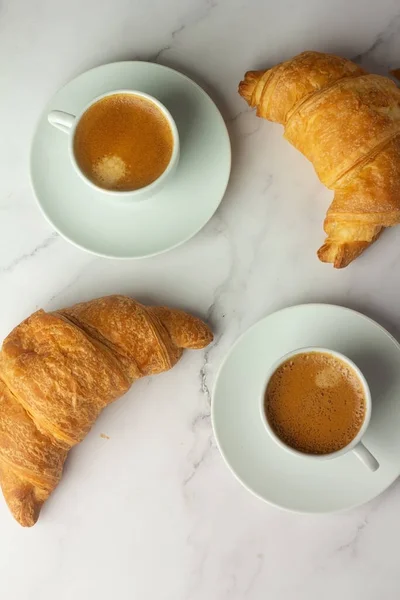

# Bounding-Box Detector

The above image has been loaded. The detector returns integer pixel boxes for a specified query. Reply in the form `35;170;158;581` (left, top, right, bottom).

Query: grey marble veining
1;0;400;598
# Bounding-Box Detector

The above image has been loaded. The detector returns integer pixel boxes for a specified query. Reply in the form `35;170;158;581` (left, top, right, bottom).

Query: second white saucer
212;304;400;513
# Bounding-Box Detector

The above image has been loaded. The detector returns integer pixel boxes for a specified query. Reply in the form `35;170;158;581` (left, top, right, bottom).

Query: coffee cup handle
353;441;379;472
48;110;76;134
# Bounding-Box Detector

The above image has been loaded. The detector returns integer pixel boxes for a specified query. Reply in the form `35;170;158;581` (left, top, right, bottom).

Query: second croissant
239;51;400;268
0;295;213;527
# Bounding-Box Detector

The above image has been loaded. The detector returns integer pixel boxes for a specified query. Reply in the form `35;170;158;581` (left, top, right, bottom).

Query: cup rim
68;89;180;197
259;346;372;461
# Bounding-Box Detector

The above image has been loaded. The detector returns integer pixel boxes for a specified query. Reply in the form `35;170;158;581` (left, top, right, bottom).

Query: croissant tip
238;70;262;106
7;487;43;527
238;80;251;104
317;242;359;269
187;323;213;350
18;513;39;527
201;328;214;348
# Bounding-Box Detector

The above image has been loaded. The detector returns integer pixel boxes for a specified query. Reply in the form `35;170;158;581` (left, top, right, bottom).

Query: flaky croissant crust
239;51;400;267
0;295;212;526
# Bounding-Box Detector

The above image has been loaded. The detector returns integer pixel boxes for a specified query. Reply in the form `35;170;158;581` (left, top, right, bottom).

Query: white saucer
30;62;231;258
212;304;400;513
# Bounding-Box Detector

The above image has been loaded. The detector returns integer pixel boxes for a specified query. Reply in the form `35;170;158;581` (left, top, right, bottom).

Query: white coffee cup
48;90;180;200
260;347;379;472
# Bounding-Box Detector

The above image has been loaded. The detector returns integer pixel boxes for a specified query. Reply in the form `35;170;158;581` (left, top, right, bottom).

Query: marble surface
2;0;400;598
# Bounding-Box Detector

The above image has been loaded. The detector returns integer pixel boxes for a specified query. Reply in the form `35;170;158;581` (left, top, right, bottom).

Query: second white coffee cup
260;347;379;472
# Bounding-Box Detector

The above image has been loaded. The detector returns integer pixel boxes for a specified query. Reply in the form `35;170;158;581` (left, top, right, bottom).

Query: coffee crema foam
73;93;173;191
265;352;366;455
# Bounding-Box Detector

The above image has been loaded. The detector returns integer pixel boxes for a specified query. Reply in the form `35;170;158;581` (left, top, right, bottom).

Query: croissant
239;51;400;268
0;295;213;526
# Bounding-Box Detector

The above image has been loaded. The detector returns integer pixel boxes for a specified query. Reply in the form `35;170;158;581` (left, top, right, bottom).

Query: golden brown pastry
0;295;213;526
239;51;400;267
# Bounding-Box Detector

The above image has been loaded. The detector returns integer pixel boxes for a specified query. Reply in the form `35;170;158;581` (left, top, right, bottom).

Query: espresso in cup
73;93;173;191
264;351;366;455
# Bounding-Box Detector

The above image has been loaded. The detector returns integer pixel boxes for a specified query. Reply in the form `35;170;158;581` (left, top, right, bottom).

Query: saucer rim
29;60;231;259
212;303;400;514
